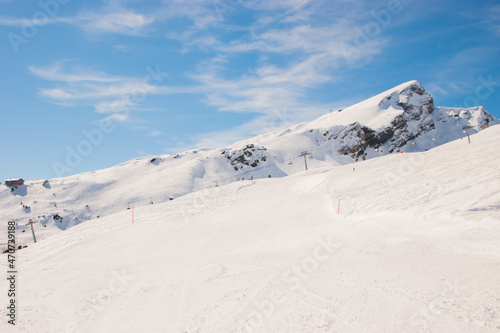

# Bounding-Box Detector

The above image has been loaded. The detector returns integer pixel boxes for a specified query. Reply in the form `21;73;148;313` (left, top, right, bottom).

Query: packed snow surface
1;126;499;332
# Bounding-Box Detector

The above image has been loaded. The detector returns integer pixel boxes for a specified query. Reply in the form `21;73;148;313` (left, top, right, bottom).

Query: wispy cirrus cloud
77;10;154;35
29;62;168;122
29;62;195;102
175;3;388;119
28;62;121;83
28;61;181;139
27;0;404;150
191;54;332;114
0;9;154;35
147;130;163;137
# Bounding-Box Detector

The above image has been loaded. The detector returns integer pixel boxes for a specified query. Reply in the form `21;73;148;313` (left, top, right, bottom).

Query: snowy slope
0;81;498;250
1;126;499;332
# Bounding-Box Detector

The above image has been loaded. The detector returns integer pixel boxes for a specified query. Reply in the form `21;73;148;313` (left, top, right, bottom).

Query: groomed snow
1;126;499;332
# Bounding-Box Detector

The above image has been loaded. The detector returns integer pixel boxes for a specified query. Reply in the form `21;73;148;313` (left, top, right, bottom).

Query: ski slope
1;126;499;333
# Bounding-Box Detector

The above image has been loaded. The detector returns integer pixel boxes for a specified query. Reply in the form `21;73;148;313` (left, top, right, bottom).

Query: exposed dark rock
222;144;267;171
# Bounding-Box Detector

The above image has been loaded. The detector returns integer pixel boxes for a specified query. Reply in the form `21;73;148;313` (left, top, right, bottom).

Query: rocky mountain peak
378;80;434;117
306;80;497;161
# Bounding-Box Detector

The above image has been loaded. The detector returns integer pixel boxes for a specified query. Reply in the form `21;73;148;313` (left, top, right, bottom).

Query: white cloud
113;44;133;53
29;63;175;125
95;99;134;114
101;113;130;123
244;0;312;11
30;63;170;102
190;56;330;116
78;11;154;35
0;9;154;36
147;131;163;137
28;63;121;83
39;88;74;100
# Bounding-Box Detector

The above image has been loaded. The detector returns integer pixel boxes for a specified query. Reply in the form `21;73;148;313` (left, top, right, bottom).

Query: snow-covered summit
237;79;497;160
316;79;433;131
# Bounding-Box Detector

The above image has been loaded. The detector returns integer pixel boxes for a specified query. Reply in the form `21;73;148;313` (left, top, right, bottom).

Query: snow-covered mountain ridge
1;80;498;250
234;80;497;162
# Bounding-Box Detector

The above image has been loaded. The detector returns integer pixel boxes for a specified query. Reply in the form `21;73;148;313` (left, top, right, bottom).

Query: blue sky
1;0;499;180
